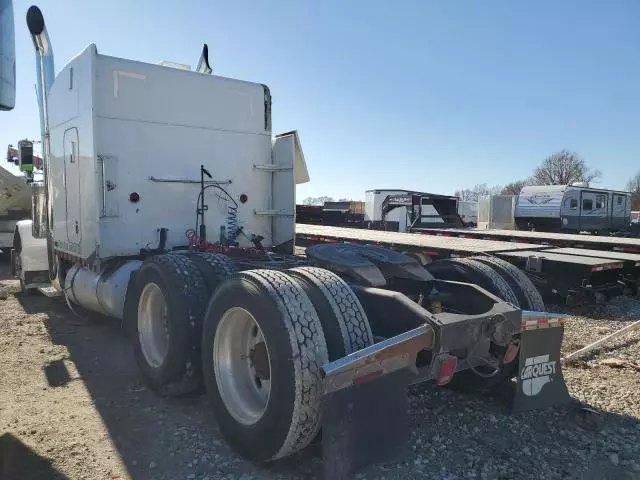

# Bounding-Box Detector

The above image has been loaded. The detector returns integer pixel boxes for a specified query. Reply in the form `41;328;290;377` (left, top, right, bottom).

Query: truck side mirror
18;139;34;173
0;0;16;111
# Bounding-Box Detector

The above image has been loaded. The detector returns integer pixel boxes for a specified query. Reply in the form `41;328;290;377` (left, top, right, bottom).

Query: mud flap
322;370;410;480
512;326;571;411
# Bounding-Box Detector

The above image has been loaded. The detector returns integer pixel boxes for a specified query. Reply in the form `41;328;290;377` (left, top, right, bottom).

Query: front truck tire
127;253;209;397
201;270;329;462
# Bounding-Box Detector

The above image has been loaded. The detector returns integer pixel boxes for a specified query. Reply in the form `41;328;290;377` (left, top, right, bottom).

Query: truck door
63;128;81;245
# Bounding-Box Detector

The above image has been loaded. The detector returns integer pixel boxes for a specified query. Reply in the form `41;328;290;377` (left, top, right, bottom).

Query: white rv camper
515;184;631;233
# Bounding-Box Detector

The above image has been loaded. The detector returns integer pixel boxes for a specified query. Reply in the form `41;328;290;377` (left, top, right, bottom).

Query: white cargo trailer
477;195;517;230
365;189;459;231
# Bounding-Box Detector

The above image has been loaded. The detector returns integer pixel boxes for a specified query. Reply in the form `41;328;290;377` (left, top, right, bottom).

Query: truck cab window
617;196;623;205
595;195;605;209
570;199;577;210
582;199;593;211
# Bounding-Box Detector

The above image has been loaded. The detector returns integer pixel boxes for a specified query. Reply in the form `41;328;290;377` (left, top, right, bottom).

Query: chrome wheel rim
213;307;271;425
138;282;170;368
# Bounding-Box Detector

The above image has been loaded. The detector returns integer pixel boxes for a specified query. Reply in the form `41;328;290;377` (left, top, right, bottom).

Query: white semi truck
4;5;570;476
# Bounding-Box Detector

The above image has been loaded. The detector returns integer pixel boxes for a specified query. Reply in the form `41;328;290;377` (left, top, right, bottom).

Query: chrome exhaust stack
27;5;54;154
26;5;56;279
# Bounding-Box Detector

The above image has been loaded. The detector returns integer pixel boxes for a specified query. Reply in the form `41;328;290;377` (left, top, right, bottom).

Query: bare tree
531;150;601;185
455;184;501;202
501;180;528;196
302;196;335;205
626;172;640;210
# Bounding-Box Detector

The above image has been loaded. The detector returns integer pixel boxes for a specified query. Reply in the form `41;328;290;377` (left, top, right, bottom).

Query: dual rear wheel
128;255;373;461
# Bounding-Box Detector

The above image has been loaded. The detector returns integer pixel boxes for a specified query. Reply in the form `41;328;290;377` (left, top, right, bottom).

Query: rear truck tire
287;266;374;360
201;269;329;462
185;252;238;294
285;267;374;445
128;253;209;397
473;256;545;311
427;258;521;393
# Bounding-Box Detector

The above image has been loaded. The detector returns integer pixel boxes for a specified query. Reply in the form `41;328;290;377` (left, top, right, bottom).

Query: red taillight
129;192;140;203
503;339;520;364
353;370;383;385
436;356;458;386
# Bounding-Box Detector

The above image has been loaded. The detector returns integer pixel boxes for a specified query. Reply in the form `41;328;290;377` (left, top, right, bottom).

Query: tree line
304;150;640;211
301;196;352;205
455;149;620;203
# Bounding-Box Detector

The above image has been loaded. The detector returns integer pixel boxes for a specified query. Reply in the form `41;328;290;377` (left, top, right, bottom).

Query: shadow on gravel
0;433;68;480
43;358;72;387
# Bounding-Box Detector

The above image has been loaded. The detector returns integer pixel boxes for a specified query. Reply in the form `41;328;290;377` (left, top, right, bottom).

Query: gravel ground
1;264;639;480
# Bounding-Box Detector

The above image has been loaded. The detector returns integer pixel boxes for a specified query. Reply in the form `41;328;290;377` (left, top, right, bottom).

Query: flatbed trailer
296;224;546;256
297;224;640;303
415;227;640;254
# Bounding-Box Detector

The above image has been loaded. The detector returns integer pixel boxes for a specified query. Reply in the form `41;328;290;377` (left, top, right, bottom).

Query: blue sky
2;0;639;201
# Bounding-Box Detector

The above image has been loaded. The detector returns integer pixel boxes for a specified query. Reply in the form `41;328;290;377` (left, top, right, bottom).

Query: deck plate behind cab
305;243;433;286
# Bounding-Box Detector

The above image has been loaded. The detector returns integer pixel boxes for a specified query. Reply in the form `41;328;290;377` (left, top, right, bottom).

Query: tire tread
473;256;545;311
238;269;329;460
287;266;373;356
134;253;209;396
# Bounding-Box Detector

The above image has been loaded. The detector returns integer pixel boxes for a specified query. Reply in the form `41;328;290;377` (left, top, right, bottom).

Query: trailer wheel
186;252;237;293
451;258;520;306
287;267;374;359
129;253;209;397
473;256;545;311
201;270;329;462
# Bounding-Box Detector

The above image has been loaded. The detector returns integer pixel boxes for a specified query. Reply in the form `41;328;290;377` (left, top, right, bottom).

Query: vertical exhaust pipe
196;44;212;74
26;5;56;279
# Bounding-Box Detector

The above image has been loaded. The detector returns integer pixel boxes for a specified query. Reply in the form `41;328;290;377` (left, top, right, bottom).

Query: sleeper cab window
596;195;605;209
617;196;623;205
583;199;593;210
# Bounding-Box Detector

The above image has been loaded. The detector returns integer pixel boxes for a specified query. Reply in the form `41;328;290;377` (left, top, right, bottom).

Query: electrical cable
194;183;238;243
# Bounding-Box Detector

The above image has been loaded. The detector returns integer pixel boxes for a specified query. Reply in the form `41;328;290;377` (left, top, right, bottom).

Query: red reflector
353;370;383;385
436;356;458;386
129;192;140;203
503;340;520;364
